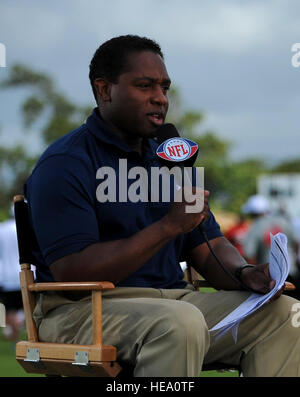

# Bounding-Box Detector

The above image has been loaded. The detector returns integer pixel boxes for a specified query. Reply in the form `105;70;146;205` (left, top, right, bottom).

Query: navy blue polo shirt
24;109;223;288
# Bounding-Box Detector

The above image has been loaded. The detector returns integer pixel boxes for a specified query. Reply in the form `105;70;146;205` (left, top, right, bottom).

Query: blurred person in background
224;213;250;258
293;217;300;259
242;194;300;299
291;215;300;299
0;207;24;342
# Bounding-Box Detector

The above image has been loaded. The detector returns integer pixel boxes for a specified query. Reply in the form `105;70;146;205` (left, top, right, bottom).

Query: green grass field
0;329;238;378
0;331;42;377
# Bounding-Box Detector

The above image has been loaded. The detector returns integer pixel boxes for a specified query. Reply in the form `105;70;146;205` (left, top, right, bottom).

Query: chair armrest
192;280;212;288
193;280;295;290
28;281;115;292
284;281;296;291
27;281;114;347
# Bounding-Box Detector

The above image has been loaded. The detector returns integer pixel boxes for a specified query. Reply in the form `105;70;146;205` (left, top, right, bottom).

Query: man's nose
150;86;168;107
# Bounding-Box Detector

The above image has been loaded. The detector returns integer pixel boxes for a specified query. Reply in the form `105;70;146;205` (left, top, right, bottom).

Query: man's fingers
269;279;276;290
267;285;285;303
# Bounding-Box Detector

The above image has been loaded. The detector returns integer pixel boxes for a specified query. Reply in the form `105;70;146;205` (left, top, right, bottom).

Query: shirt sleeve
182;210;223;255
25;154;100;266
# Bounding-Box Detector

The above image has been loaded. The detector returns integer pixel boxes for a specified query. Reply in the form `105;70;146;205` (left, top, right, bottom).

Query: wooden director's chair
14;195;121;377
15;193;279;377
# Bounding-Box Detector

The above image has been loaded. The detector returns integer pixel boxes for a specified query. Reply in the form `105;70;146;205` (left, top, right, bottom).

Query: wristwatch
234;264;255;282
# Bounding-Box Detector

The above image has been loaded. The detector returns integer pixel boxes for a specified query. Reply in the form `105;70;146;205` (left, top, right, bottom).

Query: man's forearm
51;216;179;284
190;236;248;290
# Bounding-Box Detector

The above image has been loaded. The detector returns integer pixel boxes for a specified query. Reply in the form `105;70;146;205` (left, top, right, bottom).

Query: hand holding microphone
155;123;209;233
164;188;210;235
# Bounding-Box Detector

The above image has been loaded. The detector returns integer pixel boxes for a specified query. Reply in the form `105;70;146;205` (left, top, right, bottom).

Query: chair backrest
13;195;38;342
14;195;38;265
186;262;212;290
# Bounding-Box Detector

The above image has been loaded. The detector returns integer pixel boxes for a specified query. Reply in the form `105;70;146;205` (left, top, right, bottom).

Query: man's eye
138;84;150;88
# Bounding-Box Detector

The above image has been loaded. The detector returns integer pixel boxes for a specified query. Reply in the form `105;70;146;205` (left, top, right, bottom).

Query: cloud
63;0;299;54
0;0;299;163
1;2;66;60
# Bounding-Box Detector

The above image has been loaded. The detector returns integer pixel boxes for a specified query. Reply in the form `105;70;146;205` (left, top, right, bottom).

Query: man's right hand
164;189;210;235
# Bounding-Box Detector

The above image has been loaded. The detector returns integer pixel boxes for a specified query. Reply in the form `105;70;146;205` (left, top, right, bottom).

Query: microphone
156;123;180;142
155;123;200;204
155;123;198;168
155;123;201;211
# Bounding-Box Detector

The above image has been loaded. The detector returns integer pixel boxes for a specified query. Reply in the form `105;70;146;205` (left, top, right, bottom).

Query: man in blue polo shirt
25;35;300;377
25;107;216;289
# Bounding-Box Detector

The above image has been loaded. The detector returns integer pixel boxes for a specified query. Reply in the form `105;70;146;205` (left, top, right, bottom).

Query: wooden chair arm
187;263;296;292
192;279;212;289
27;281;114;347
28;281;115;292
192;280;296;291
284;281;296;291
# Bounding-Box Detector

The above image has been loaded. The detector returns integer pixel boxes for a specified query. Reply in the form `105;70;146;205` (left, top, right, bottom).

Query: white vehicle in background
258;173;300;219
258;173;300;262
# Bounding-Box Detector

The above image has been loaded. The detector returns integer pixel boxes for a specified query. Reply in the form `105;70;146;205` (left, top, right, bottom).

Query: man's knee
243;294;300;346
148;301;209;349
263;294;300;324
271;294;300;337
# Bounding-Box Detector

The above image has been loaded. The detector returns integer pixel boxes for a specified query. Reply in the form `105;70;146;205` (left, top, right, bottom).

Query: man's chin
147;128;160;138
133;127;159;139
144;123;164;138
129;120;165;139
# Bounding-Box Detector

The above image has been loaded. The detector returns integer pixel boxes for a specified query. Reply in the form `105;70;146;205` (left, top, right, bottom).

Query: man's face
101;51;171;140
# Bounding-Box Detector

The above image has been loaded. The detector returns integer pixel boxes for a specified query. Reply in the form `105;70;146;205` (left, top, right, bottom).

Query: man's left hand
240;263;284;301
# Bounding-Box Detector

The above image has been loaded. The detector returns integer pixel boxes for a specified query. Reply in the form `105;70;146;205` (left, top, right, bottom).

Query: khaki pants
33;286;300;377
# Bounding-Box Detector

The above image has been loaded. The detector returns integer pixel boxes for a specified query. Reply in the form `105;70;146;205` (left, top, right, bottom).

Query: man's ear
94;78;112;103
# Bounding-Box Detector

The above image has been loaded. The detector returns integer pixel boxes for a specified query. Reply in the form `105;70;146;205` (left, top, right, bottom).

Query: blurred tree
0;64;93;218
166;86;204;136
222;159;266;213
1;64;93;146
166;88;266;212
191;134;265;213
0;145;36;220
271;158;300;173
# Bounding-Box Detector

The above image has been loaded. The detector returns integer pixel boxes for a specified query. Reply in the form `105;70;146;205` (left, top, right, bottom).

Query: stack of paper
209;233;290;342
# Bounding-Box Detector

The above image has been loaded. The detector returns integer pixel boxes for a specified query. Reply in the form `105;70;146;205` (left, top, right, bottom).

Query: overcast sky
0;0;300;164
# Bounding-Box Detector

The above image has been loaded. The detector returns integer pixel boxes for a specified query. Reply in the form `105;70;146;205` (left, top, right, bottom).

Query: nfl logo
156;138;198;162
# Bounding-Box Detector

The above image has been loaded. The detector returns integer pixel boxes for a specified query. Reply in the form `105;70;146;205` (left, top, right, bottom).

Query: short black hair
89;34;164;103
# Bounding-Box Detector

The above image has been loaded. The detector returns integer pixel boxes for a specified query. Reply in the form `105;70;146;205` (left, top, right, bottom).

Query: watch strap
235;264;255;281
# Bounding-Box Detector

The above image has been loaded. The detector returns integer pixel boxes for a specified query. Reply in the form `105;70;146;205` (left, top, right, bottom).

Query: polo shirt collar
86;108;158;161
86;108;136;153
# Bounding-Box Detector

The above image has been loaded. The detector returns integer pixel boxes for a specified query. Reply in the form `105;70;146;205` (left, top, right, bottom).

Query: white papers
209;233;290;342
